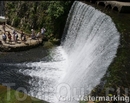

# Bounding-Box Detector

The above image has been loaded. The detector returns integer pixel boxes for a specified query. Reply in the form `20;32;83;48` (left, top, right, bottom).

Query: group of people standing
2;29;26;44
1;23;46;44
31;27;46;40
1;23;26;43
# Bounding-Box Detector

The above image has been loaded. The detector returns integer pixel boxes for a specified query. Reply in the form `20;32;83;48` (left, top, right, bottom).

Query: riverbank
81;1;130;103
0;24;43;52
0;85;48;103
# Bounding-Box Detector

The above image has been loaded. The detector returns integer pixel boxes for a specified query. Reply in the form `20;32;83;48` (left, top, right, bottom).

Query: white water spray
18;46;68;102
57;1;120;103
18;1;120;103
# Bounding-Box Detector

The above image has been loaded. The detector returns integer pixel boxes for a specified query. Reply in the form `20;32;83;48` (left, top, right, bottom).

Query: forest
5;1;73;41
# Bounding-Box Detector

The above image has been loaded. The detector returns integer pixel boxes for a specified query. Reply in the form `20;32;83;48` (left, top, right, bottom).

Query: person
20;30;24;41
0;41;2;45
2;32;7;43
7;31;12;42
2;23;6;32
23;34;26;41
31;29;34;35
15;33;18;42
41;27;46;39
31;29;36;39
12;29;16;42
36;32;40;38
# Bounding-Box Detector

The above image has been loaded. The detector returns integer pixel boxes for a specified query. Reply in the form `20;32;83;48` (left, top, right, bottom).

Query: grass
0;85;48;103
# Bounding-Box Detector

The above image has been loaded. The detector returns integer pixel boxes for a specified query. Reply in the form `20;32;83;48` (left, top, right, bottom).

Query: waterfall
18;1;120;103
57;1;120;103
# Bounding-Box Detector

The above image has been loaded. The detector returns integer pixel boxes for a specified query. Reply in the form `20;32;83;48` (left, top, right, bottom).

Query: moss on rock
43;41;54;48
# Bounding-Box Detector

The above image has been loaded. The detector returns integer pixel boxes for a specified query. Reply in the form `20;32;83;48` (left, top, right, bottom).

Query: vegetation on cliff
5;1;73;43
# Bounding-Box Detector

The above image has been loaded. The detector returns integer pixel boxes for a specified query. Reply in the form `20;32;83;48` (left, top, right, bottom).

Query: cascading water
56;1;120;103
17;1;120;103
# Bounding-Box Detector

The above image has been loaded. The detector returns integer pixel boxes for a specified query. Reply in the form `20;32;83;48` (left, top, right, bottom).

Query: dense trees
5;1;73;40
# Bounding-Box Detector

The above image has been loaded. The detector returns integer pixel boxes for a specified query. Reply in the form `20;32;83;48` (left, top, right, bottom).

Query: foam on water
56;1;120;103
18;46;68;102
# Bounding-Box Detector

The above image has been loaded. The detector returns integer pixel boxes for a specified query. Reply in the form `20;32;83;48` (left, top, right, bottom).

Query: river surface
0;46;67;102
0;46;49;89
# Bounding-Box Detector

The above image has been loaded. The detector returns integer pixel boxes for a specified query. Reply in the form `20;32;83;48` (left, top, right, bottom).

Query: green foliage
13;16;20;27
43;41;54;48
80;101;87;103
47;1;64;19
5;1;73;40
0;85;46;103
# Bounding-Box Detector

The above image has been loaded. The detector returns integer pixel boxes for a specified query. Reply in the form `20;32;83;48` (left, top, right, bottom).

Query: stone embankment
96;1;130;13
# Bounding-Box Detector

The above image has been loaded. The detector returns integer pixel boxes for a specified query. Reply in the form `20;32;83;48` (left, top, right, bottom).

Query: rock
43;41;54;48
